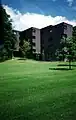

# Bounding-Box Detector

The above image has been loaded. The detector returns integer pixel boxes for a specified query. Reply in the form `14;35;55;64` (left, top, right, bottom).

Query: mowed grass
0;59;76;120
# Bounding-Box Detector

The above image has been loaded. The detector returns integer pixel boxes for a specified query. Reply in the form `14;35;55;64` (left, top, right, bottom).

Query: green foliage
19;39;31;58
0;47;8;61
56;36;76;69
72;26;76;59
0;5;16;61
73;26;76;42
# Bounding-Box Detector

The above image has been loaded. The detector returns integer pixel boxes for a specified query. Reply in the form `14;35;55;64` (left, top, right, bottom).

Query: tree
0;47;8;61
73;26;76;43
56;36;76;69
19;39;31;58
0;5;16;60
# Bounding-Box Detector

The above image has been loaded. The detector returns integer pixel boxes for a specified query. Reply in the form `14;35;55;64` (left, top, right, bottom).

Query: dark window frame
61;34;67;38
32;42;36;46
33;49;36;52
32;36;36;39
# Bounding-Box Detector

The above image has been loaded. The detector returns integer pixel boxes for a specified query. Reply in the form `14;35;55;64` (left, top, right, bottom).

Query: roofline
21;27;40;32
40;25;53;30
54;22;73;27
13;22;73;32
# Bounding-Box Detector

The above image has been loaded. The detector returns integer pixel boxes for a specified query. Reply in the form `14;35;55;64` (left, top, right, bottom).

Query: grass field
0;59;76;120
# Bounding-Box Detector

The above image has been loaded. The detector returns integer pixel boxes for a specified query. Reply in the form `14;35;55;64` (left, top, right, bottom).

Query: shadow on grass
18;58;27;60
58;64;76;67
0;58;11;63
0;60;5;63
49;67;73;71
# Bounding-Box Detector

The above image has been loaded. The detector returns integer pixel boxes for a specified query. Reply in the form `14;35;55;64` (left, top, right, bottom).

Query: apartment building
20;27;41;59
40;25;53;61
13;22;73;61
41;22;73;61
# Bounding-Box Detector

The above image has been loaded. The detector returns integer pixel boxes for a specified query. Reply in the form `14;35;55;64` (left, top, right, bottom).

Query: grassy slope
0;59;76;120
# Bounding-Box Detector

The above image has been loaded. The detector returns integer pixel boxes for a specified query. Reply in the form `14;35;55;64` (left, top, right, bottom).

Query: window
32;36;36;39
63;34;67;38
33;49;36;52
61;34;67;38
32;42;36;46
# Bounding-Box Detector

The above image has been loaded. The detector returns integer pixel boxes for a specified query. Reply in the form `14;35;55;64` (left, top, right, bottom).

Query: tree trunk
12;50;14;59
69;60;71;70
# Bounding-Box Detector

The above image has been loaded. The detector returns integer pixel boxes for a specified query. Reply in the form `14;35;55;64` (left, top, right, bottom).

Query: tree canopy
56;36;76;69
0;5;16;61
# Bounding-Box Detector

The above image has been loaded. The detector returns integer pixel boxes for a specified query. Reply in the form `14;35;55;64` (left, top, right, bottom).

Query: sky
2;0;76;31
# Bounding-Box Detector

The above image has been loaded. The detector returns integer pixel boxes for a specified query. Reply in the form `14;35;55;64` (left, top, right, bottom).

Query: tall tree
56;37;76;69
0;5;16;60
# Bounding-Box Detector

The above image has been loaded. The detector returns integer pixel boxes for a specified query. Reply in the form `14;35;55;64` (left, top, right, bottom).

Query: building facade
20;27;41;59
40;25;53;61
14;22;73;61
40;22;73;61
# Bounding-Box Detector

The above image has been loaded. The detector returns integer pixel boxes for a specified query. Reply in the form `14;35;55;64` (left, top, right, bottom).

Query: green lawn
0;59;76;120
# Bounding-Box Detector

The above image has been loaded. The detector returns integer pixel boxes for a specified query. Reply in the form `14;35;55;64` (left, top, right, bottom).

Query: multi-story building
13;22;73;61
40;25;53;61
41;22;73;61
20;27;41;59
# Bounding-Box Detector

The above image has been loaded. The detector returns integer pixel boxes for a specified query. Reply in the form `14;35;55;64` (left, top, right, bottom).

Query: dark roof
41;25;53;30
54;22;73;27
21;27;40;33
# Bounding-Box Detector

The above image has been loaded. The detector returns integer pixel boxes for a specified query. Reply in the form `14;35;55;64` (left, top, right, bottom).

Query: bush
0;47;8;62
